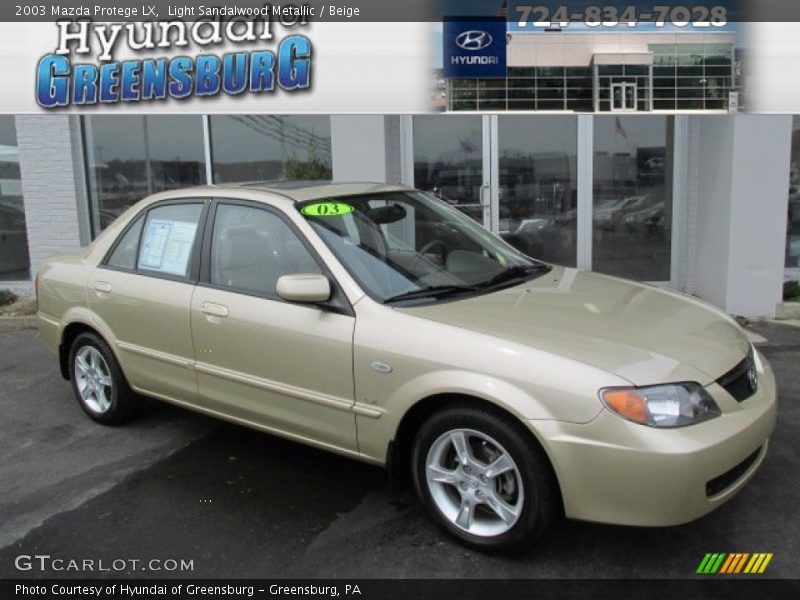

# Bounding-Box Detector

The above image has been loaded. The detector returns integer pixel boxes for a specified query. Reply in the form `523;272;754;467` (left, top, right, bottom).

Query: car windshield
298;191;550;305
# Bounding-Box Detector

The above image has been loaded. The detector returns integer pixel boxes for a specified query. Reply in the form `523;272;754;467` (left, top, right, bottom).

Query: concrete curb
0;316;37;331
770;319;800;329
777;302;800;320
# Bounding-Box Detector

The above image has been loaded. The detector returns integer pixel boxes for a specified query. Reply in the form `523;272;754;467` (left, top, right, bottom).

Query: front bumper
531;351;777;527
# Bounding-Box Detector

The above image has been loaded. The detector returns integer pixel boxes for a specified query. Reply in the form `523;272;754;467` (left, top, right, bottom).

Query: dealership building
0;113;797;318
446;30;739;112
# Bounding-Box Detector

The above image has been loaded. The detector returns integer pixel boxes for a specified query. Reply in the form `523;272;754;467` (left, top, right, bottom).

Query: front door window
209;203;321;297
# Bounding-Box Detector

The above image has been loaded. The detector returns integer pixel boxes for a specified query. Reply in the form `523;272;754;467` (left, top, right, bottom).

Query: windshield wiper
383;284;480;305
478;263;552;290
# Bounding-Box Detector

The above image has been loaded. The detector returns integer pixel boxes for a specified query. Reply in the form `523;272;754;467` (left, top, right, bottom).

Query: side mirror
276;274;331;304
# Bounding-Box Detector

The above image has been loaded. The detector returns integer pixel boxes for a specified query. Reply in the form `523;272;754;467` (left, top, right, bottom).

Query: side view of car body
37;182;777;553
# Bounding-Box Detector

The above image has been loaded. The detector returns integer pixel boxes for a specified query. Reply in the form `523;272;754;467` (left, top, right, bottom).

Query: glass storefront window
787;116;800;272
593;116;672;281
647;43;734;111
0;117;30;280
449;41;734;113
497;117;578;266
412;116;673;280
210;116;331;183
84;116;331;236
413;116;484;223
84;116;205;234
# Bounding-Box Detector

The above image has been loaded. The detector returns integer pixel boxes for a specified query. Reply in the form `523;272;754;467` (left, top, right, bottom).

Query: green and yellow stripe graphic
696;553;773;574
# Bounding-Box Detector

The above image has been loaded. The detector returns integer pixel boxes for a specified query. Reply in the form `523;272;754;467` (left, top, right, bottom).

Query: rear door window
137;204;204;278
106;216;144;270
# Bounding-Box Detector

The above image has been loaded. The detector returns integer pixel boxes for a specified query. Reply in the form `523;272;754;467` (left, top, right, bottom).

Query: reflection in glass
210;116;332;183
413;116;485;223
497;117;577;266
787;116;800;272
0;117;30;280
593;116;672;281
84;116;205;234
649;43;734;111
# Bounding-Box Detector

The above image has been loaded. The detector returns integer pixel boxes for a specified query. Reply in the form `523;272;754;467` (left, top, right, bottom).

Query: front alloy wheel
413;406;560;553
425;429;524;537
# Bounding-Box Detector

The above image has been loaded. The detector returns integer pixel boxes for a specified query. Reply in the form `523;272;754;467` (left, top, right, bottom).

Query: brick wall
15;116;88;281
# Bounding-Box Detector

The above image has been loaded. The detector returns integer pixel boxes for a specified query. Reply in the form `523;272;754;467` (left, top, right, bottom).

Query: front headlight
600;383;721;428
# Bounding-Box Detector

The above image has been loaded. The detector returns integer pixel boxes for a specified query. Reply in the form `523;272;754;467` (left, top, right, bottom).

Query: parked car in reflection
594;193;663;231
623;200;666;237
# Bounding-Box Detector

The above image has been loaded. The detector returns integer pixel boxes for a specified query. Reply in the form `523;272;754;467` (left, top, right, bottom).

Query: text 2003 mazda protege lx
37;182;776;552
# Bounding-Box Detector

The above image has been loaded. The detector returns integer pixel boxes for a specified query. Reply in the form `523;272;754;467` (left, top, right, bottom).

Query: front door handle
200;302;229;318
93;281;112;294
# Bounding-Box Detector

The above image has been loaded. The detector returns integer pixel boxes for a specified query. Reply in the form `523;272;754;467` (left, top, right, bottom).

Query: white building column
16;116;90;278
330;116;403;184
687;115;791;318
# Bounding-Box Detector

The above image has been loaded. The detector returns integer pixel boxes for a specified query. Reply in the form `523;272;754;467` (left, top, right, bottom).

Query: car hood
400;266;749;386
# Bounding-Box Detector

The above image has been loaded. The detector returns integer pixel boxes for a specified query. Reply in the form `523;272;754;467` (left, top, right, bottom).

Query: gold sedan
37;182;777;552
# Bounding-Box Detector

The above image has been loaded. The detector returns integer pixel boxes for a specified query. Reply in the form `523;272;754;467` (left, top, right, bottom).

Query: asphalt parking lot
1;320;799;579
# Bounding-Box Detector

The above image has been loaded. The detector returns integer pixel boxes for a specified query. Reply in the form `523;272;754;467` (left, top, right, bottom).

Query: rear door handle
93;281;112;293
200;302;229;318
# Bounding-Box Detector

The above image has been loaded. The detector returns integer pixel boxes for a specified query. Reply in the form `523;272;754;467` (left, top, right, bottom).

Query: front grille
716;348;757;402
706;447;762;497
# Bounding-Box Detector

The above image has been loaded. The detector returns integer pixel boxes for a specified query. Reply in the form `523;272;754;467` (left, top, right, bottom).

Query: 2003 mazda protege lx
37;182;777;552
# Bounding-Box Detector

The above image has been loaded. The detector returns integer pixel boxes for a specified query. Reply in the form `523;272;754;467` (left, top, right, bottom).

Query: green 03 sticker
301;202;354;217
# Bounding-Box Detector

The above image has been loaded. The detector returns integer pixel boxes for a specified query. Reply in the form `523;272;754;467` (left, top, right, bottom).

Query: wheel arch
59;321;117;381
387;392;563;513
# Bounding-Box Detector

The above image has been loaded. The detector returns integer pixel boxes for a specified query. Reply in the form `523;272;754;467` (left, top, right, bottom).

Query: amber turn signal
601;389;650;424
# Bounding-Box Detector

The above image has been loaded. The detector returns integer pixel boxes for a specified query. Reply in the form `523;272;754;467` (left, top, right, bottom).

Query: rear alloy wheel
74;345;114;414
69;332;138;425
412;406;559;553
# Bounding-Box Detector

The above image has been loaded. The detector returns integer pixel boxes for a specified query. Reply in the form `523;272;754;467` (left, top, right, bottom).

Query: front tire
69;332;138;425
412;405;560;553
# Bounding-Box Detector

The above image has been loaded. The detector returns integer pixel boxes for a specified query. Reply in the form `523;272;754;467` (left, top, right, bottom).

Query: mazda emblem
455;30;494;51
748;365;758;391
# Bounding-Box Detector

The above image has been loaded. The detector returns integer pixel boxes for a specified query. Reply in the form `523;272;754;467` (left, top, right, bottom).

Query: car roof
201;180;409;203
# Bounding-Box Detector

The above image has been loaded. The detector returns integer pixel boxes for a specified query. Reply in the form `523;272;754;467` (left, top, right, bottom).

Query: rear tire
68;332;138;425
412;405;560;553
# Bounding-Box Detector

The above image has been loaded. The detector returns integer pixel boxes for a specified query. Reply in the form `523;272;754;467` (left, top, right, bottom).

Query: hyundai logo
455;30;493;51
